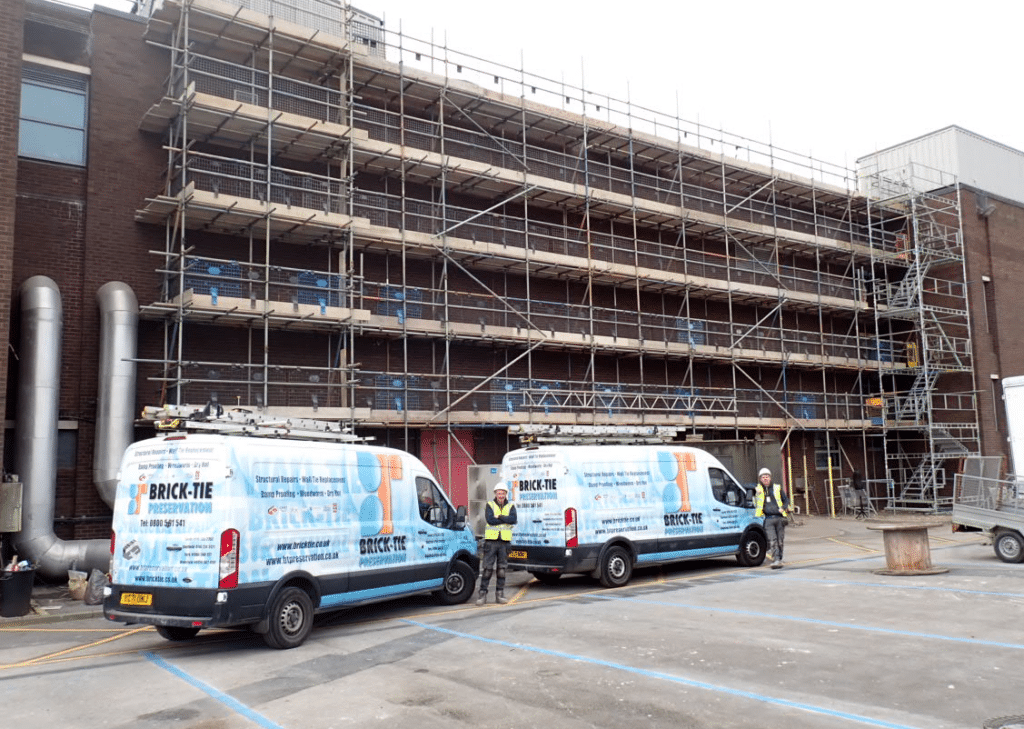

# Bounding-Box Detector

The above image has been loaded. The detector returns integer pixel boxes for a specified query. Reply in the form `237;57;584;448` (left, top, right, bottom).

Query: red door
420;429;474;508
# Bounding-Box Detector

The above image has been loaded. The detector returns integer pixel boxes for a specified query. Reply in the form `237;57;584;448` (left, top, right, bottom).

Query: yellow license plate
508;550;527;559
120;592;153;606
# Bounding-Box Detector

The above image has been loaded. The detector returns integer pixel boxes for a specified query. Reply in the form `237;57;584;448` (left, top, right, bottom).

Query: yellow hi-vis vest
484;501;514;541
755;483;789;518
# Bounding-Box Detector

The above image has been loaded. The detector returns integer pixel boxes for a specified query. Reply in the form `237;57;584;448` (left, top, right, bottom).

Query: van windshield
709;467;747;507
416;476;455;528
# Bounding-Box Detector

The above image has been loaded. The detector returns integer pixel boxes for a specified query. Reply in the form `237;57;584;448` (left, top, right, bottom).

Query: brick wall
0;0;25;476
10;7;166;539
962;188;1024;468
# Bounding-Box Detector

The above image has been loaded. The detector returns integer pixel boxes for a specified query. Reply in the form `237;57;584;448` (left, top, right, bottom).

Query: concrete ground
0;512;981;625
2;513;1022;729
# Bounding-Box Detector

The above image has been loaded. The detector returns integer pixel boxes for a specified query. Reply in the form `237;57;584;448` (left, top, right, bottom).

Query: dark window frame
19;62;88;166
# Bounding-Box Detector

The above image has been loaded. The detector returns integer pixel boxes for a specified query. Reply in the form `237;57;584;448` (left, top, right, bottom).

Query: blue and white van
103;433;478;648
503;444;767;586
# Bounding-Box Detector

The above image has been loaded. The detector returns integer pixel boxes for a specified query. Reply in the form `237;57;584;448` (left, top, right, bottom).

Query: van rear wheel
436;561;475;605
156;626;200;642
599;546;632;588
263;587;314;649
737;531;767;567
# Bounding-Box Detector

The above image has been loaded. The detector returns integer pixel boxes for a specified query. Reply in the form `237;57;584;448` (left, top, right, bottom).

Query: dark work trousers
479;539;510;594
764;515;787;562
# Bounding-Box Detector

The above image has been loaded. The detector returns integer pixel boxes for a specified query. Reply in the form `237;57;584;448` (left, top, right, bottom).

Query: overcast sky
77;0;1024;173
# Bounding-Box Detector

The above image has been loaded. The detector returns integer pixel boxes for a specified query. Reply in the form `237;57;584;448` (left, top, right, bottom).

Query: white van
503;444;767;586
103;433;479;648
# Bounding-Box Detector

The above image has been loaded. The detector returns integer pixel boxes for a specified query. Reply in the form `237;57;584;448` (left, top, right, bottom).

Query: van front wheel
436;561;476;605
737;531;767;567
599;546;632;588
263;587;314;649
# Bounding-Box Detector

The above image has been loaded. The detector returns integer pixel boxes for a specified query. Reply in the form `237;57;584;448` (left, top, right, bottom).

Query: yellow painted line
504;582;530;605
930;535;985;545
1;632;240;669
0;626;131;633
0;625;152;670
826;537;879;553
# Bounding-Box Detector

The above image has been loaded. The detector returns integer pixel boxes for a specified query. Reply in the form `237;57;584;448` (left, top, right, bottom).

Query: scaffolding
133;0;978;510
861;161;979;511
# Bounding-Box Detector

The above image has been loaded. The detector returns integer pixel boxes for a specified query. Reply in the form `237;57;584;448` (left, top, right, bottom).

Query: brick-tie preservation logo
658;451;693;515
356;452;407;567
128;481;215;515
513;476;558;493
128;483;147;515
659;451;705;533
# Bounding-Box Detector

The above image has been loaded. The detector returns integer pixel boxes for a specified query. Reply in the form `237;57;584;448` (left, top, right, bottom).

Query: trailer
952;375;1024;564
952;469;1024;562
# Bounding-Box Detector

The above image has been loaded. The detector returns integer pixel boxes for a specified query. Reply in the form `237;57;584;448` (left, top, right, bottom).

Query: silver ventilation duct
94;282;138;507
14;276;109;578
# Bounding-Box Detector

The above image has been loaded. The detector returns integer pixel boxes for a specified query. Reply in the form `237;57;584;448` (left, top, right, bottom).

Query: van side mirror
454;504;467;529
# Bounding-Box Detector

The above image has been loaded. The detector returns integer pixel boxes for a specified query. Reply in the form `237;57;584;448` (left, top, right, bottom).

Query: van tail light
110;529;116;556
219;528;240;589
564;508;578;548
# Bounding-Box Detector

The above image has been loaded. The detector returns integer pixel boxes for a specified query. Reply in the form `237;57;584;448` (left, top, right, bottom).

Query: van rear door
111;438;231;596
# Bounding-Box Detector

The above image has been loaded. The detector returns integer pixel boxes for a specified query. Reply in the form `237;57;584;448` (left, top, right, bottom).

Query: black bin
0;569;35;617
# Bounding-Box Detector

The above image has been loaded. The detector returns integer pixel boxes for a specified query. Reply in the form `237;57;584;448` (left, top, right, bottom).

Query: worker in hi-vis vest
754;467;791;569
476;483;518;605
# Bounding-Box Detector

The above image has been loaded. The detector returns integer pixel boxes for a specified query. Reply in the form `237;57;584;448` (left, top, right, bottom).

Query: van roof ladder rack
139;403;369;442
508;424;681;446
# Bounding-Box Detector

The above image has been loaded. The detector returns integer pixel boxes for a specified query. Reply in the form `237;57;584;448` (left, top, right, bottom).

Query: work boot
496;592;509;605
475;592;487;606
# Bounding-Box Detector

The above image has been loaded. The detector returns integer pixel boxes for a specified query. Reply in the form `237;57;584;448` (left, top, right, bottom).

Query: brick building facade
0;0;1018;558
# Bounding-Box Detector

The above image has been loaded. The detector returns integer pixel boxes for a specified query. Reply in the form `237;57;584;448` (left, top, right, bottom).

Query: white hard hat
493;483;508;493
758;468;772;477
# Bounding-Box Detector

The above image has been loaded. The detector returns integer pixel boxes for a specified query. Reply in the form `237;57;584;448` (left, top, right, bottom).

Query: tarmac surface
2;512;1022;729
0;511;999;626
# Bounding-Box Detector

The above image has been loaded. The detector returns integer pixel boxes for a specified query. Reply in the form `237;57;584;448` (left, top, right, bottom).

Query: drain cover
984;717;1024;729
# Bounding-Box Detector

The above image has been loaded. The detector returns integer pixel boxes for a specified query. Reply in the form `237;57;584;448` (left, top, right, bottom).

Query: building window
57;429;78;470
814;435;841;471
19;64;88;166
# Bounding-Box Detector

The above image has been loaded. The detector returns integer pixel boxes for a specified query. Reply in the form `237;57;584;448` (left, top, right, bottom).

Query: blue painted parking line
143;651;285;729
593;594;1024;650
404;619;925;729
757;574;1024;598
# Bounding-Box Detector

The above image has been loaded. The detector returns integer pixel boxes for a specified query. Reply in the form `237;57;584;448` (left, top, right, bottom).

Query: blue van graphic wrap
112;437;475;592
106;434;480;648
111;440;228;589
505;445;758;567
